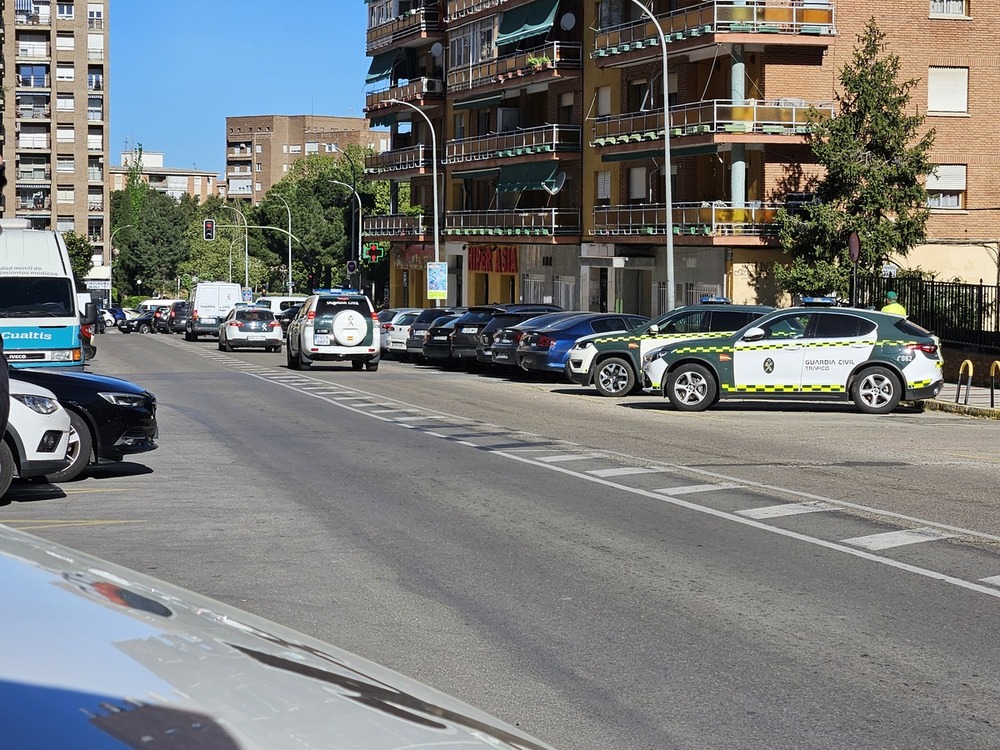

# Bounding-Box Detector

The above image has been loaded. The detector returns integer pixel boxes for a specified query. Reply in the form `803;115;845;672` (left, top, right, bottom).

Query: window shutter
927;164;966;190
928;67;968;113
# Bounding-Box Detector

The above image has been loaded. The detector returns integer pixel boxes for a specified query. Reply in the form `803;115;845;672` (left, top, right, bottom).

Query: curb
919;399;1000;419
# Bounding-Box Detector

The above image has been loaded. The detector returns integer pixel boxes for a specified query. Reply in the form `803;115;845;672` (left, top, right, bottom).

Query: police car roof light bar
699;296;732;304
799;296;838;307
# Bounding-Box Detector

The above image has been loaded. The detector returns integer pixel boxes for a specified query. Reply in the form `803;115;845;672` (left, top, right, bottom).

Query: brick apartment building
109;151;222;202
224;114;391;204
2;0;110;259
364;0;998;313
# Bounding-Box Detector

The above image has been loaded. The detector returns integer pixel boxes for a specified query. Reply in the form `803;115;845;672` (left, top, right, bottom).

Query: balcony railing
366;145;432;175
594;0;835;58
88;49;105;61
447;42;582;92
17;137;51;150
364;214;427;237
16;169;51;181
17;198;52;211
365;77;445;112
88;168;102;181
593;202;780;237
88;80;104;91
228;148;252;159
88;18;105;29
367;5;442;53
15;13;52;26
17;44;51;58
18;75;51;88
17;105;51;119
444;209;580;237
592;99;833;144
447;124;581;164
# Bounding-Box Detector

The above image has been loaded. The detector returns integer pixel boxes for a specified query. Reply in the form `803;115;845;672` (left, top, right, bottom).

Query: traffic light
368;242;379;262
203;218;216;242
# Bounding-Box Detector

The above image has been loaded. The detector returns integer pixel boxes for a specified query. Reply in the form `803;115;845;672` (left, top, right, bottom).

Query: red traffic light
203;219;216;242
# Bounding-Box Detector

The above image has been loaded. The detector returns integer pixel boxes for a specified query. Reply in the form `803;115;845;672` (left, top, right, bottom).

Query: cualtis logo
1;331;54;341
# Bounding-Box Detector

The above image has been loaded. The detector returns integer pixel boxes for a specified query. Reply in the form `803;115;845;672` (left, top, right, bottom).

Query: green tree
110;188;192;297
773;18;935;297
62;231;94;284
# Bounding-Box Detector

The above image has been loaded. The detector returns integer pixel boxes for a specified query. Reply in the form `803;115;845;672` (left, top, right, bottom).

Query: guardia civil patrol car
641;302;943;414
566;298;774;397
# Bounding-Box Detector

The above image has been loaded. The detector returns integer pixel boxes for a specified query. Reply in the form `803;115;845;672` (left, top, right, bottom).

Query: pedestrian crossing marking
536;453;607;463
843;528;954;550
738;502;837;519
586;467;671;478
654;483;740;495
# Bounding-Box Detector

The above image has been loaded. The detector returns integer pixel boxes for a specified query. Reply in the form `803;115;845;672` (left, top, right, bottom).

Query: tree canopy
773;18;935;298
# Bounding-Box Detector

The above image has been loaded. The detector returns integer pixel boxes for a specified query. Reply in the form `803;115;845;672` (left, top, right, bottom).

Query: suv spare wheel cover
332;309;365;345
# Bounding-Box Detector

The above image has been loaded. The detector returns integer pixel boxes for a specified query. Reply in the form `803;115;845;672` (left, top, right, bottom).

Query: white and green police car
641;302;944;414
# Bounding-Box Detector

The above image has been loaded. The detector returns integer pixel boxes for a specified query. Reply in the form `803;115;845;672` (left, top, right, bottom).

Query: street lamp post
330;180;363;289
386;98;440;306
108;223;131;306
628;0;675;312
273;194;293;294
222;203;250;290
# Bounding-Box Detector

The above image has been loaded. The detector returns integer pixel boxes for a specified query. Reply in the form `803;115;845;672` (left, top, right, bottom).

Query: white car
218;307;283;352
384;310;421;360
379;307;422;353
2;380;72;497
286;289;381;371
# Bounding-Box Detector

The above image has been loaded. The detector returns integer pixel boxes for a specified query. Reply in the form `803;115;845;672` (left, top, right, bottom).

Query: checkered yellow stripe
590;330;733;345
907;378;935;389
724;383;848;394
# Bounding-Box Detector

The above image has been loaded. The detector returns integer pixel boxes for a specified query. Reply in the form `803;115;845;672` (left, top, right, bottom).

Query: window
255;144;262;153
758;313;811;340
87;95;102;121
56;126;75;143
811;313;877;338
927;164;966;209
57;156;75;173
57;93;74;111
57;187;75;203
930;0;967;15
57;2;74;19
255;162;262;172
596;170;611;206
927;67;968;113
87;2;104;28
289;144;302;153
450;19;494;68
57;216;75;232
56;32;75;50
597;86;612;117
87;128;102;151
628;167;646;201
305;142;319;153
56;63;75;82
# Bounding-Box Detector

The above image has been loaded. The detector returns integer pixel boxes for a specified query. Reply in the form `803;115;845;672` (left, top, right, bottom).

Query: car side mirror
742;327;765;342
83;302;98;325
648;323;659;334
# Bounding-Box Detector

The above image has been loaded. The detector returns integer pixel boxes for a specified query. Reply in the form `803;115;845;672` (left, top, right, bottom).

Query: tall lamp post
273;194;293;294
330;180;363;289
628;0;675;311
386;97;440;306
222;203;249;290
108;223;131;306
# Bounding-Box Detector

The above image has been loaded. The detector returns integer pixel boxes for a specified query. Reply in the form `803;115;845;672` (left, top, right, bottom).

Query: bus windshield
0;278;76;317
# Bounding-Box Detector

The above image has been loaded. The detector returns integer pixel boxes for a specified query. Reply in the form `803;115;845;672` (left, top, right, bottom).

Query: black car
420;314;463;364
165;300;189;333
118;310;157;334
8;368;158;482
405;307;465;360
278;303;303;337
151;305;172;333
449;304;563;364
476;311;583;366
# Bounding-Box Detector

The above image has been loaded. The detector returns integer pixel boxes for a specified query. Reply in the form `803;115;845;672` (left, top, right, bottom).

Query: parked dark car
478;311;584;366
277;303;303;337
8;367;158;482
405;307;465;360
118;310;157;334
449;304;563;365
420;314;463;364
151;304;172;333
100;306;126;327
165;300;189;333
517;312;650;375
490;312;589;368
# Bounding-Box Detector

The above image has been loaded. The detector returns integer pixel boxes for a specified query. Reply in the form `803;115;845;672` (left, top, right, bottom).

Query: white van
185;282;242;340
136;298;183;314
253;295;308;317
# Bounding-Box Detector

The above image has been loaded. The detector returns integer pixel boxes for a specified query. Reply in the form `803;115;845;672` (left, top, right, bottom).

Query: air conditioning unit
422;79;444;95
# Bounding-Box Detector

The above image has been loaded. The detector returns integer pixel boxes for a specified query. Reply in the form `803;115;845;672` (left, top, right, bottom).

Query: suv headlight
99;392;147;408
642;350;667;366
12;393;60;414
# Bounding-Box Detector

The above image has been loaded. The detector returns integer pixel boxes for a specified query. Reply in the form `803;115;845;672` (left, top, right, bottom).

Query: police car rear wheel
594;357;635;397
667;364;717;412
851;366;901;415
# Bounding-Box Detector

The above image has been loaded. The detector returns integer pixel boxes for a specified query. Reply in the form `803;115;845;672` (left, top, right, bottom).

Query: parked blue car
516;313;649;375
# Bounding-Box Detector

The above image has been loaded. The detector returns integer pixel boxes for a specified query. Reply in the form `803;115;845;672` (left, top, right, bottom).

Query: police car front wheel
666;364;717;412
851;366;901;415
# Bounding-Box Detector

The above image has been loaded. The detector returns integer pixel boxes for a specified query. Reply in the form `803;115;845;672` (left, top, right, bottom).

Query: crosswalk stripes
842;528;955;550
738;501;837;519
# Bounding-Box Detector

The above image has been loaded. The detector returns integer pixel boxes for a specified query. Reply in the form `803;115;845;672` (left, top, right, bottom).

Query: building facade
363;0;1000;313
2;0;110;258
109;151;221;203
224;114;391;204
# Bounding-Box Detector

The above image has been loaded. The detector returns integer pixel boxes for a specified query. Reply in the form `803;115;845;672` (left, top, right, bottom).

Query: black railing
854;275;1000;351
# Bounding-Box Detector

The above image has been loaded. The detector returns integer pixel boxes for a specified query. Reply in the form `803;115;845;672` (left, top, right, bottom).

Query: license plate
313;334;330;345
202;318;216;324
495;352;510;361
461;327;477;334
433;335;448;341
248;335;265;341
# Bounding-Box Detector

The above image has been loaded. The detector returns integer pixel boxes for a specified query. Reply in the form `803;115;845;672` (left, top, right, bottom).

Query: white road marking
536;453;607;463
979;575;1000;586
654;483;740;495
844;528;955;550
586;467;671;478
738;502;837;519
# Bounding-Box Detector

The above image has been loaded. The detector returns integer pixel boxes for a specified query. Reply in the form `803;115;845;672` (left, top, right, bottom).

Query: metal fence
854;275;1000;351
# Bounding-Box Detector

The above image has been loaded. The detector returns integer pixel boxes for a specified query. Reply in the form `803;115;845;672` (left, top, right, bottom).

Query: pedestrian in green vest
881;290;907;316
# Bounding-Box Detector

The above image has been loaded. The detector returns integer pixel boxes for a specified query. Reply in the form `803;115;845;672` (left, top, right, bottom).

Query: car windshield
238;310;274;322
453;310;498;325
0;278;75;317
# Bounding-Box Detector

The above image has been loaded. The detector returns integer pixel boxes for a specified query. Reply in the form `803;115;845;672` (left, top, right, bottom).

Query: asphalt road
5;330;1000;749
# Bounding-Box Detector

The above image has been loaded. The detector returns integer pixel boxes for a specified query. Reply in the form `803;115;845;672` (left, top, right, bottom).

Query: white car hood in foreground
0;524;555;750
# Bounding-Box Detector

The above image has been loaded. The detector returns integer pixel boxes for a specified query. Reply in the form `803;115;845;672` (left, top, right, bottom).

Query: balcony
593;0;835;66
592;99;833;152
593;202;780;240
367;5;443;54
365;145;433;177
17;105;51;120
365;77;445;114
444;209;580;238
16;44;51;59
446;41;582;94
16;168;51;182
17;75;51;89
15;13;52;26
17;137;51;150
445;0;527;22
447;124;581;165
228;147;252;160
364;214;428;238
17;198;51;211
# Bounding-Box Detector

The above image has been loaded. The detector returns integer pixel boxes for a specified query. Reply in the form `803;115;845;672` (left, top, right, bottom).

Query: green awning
496;161;558;192
453;93;504;111
495;0;560;46
368;113;396;128
365;50;397;84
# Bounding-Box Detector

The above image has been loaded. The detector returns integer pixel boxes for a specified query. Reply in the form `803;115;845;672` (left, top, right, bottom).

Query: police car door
800;312;878;393
644;310;706;359
732;312;812;393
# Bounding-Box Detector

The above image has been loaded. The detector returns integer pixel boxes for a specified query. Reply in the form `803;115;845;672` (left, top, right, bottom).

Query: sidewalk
921;382;1000;419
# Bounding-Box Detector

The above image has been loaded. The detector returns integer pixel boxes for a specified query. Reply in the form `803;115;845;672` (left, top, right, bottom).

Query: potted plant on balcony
526;55;552;72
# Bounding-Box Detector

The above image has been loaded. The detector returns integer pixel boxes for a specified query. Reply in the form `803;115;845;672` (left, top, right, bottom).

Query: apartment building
109;151;222;203
364;0;1000;314
2;0;110;258
224;115;390;203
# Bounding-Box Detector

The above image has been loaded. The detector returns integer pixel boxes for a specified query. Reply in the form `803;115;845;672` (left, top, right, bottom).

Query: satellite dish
430;42;444;58
560;12;576;31
545;171;567;195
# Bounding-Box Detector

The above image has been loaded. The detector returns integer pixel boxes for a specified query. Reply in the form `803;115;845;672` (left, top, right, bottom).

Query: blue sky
109;1;369;175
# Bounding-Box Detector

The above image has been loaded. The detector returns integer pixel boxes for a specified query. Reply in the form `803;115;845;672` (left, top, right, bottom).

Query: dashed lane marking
843;528;956;551
586;467;672;478
738;501;838;520
654;483;741;496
